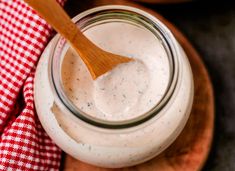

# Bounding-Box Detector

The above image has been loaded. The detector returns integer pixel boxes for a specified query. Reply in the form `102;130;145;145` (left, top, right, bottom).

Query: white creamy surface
62;22;170;121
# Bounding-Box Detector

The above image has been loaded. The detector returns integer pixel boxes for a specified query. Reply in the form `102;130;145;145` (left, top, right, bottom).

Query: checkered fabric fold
0;0;65;170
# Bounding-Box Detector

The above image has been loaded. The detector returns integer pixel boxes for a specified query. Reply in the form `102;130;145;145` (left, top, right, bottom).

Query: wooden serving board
62;1;214;170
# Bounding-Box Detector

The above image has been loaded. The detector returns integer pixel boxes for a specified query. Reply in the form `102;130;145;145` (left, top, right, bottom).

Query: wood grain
62;0;214;170
24;0;132;80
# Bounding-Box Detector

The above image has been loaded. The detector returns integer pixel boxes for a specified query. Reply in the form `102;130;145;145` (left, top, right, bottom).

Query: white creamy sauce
61;22;170;121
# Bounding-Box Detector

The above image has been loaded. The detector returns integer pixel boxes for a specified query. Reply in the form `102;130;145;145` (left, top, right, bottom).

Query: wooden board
62;1;214;170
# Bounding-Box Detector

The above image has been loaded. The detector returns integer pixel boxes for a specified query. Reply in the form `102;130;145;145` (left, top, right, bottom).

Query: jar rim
49;5;179;129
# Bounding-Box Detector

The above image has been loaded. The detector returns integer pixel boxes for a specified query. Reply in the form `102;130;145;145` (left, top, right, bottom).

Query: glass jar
34;5;194;168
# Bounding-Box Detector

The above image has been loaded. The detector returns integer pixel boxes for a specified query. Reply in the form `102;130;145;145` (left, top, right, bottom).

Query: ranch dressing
34;6;194;168
61;22;170;121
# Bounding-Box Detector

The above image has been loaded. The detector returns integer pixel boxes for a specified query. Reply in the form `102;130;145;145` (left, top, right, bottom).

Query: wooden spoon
24;0;133;79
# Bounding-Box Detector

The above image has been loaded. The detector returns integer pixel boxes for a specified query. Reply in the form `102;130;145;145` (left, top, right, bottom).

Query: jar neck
49;5;180;129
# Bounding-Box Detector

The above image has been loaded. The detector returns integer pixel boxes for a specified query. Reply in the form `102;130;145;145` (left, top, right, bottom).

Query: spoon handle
24;0;97;62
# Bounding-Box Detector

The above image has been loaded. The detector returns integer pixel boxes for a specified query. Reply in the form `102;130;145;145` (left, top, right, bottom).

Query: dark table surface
65;1;235;170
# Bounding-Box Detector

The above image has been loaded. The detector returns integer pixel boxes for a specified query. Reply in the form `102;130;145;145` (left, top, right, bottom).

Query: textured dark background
65;1;235;170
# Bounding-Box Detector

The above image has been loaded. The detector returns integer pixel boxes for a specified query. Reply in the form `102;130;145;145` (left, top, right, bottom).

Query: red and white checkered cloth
0;0;66;170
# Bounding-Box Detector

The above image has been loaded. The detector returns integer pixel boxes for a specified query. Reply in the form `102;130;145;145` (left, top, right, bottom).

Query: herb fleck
87;102;93;107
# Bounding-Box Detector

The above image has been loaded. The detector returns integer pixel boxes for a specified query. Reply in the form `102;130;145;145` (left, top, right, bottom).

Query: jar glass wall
34;5;194;168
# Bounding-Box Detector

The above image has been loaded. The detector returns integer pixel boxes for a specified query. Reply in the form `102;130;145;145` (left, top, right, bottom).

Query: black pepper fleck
87;102;93;107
